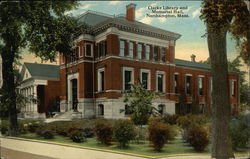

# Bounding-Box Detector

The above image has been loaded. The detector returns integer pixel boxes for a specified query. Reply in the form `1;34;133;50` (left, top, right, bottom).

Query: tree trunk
1;49;18;136
207;27;234;159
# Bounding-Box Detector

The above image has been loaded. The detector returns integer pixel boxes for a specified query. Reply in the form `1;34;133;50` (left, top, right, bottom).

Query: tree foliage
0;1;80;136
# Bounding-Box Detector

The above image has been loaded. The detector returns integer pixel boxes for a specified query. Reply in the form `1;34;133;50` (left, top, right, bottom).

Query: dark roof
78;11;112;26
174;59;211;70
77;11;181;40
24;63;59;80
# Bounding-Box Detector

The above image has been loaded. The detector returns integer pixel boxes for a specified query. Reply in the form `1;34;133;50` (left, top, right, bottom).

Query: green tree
200;0;249;158
0;1;80;136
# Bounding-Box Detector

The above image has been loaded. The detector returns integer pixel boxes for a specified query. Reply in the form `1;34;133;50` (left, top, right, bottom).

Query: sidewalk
1;137;249;159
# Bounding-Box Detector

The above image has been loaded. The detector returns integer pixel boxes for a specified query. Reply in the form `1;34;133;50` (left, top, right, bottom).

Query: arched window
98;104;104;116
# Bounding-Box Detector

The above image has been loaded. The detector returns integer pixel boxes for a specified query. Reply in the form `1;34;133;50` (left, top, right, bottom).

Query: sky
20;0;239;64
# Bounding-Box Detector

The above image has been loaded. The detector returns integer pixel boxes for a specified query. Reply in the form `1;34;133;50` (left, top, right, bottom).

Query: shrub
162;114;179;125
230;115;250;150
80;123;95;138
186;126;209;152
0;120;9;135
148;119;174;152
94;120;113;145
177;115;209;129
36;125;54;139
26;122;41;133
68;129;86;143
113;120;136;148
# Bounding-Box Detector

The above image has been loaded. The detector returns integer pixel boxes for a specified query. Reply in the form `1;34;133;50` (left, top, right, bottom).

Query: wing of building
19;4;240;119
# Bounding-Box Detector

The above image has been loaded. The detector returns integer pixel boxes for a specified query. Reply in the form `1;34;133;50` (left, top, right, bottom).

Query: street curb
1;137;249;159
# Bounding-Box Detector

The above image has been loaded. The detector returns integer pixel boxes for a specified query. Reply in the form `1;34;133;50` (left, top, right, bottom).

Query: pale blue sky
22;1;238;63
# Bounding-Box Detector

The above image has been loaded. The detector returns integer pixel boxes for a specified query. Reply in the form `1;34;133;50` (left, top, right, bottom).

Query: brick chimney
126;3;136;21
190;54;196;62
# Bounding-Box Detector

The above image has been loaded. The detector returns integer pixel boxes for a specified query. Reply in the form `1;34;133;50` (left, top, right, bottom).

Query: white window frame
198;75;205;96
137;43;142;59
140;69;151;90
156;71;165;92
119;39;125;56
128;41;134;58
84;43;93;58
160;47;166;62
145;44;150;60
185;74;192;95
97;68;105;92
123;67;134;90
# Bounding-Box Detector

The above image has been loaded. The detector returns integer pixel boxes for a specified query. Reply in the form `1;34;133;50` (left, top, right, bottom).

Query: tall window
137;43;142;59
98;68;105;92
198;77;204;96
128;41;134;57
85;43;93;57
68;47;79;63
231;80;236;97
123;68;134;90
161;47;166;62
145;45;150;60
98;41;107;57
140;69;150;90
174;74;179;94
98;104;104;116
157;73;164;92
154;46;158;61
119;40;125;56
185;75;191;95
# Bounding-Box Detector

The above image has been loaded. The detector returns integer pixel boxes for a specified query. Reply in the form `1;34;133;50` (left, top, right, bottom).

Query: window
60;54;65;64
198;77;204;96
199;104;205;114
175;103;180;115
98;104;104;116
128;41;134;57
123;67;134;90
156;72;164;92
98;41;107;57
145;45;150;60
68;47;80;63
154;46;158;61
209;77;213;96
161;47;166;62
185;75;192;95
231;104;235;115
137;43;142;59
158;104;165;115
85;43;93;57
140;69;150;90
119;40;125;56
231;80;236;97
98;68;105;91
174;74;179;94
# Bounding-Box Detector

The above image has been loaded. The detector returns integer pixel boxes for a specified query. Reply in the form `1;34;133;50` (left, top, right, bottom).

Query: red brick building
20;4;239;119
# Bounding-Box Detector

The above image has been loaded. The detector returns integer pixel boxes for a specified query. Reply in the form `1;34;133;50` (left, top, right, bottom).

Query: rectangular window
174;74;178;94
198;77;204;96
85;43;93;57
231;80;236;97
98;41;107;57
98;68;105;92
145;45;150;60
142;72;148;89
157;73;164;92
124;70;133;90
161;47;166;62
154;46;158;61
185;75;191;95
128;41;134;57
119;40;125;56
137;43;142;59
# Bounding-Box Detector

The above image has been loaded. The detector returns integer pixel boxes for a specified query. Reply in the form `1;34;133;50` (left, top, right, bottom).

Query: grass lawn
18;133;210;157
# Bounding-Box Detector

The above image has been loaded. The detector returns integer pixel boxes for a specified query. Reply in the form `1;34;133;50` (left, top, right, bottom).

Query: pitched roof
77;11;181;41
24;62;59;81
174;59;211;70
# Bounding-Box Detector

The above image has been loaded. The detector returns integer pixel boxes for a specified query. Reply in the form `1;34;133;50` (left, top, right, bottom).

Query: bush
68;129;86;143
148;119;175;152
230;115;250;150
113;120;136;148
162;114;179;125
186;126;209;152
94;120;113;145
80;123;95;138
0;120;9;135
36;125;54;139
177;115;209;129
26;122;42;133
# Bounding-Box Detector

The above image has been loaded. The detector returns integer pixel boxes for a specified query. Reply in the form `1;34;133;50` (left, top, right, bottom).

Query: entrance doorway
71;79;78;111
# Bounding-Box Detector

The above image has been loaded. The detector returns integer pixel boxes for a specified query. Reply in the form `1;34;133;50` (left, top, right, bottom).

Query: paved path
1;137;249;159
